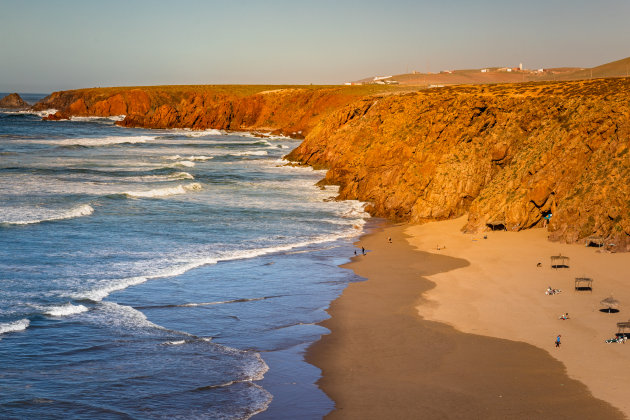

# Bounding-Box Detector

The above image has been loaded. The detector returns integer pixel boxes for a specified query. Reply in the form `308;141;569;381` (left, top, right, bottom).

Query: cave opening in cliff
486;221;507;231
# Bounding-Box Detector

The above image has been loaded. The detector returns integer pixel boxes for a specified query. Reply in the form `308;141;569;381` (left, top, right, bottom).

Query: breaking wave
43;303;89;317
1;204;94;226
123;183;202;198
69;115;126;122
0;319;30;336
54;136;155;147
228;151;268;157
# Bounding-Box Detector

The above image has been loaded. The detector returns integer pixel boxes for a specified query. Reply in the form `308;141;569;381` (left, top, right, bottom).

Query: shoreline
306;222;624;419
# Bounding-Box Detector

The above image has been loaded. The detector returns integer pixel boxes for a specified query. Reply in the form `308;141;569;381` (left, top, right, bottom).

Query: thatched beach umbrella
601;296;620;313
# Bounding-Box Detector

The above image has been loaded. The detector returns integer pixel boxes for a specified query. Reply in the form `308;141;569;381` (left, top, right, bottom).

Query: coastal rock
287;79;630;250
0;93;30;109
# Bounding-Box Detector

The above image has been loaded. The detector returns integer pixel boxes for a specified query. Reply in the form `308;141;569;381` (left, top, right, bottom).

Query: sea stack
0;93;30;109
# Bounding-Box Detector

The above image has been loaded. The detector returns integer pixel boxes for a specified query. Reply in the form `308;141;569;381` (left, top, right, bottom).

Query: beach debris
546;287;561;295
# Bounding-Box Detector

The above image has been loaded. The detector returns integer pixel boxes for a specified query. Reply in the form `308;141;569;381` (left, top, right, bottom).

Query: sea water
0;95;367;419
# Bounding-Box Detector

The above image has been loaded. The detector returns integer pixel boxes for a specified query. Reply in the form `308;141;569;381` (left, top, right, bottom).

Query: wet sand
306;222;624;419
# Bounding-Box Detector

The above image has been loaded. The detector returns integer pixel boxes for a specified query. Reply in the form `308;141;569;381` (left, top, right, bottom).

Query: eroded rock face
0;93;29;109
287;79;630;250
32;80;630;249
34;86;362;137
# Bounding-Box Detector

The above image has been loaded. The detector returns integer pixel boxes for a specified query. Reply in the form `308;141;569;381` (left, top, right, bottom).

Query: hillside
355;56;630;86
33;78;630;250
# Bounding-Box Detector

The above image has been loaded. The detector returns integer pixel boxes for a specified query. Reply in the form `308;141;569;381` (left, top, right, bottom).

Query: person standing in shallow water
555;334;561;348
361;247;365;255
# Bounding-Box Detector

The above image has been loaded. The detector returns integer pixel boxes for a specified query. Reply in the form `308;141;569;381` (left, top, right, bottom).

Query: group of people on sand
545;286;562;295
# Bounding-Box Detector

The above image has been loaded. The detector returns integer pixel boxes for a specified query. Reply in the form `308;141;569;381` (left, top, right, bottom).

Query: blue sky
1;0;629;92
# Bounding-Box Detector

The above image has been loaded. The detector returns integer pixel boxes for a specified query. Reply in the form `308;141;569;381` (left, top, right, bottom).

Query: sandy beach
410;217;630;417
307;221;626;419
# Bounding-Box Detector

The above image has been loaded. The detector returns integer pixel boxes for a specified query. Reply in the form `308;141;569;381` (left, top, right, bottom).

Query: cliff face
0;93;30;109
33;85;399;137
287;79;630;250
33;80;630;249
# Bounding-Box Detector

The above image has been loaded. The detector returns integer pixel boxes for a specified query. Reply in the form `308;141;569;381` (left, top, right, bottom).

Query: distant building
373;75;393;81
481;68;489;73
519;62;523;71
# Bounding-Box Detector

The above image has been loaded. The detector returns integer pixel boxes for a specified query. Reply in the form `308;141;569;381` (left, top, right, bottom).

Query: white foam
229;150;268;157
0;318;30;335
87;301;171;334
186;155;213;161
124;183;201;198
2;204;94;225
54;136;155;146
162;340;187;346
43;303;88;317
72;276;147;302
173;160;195;167
166;155;212;162
171;172;195;180
182;129;223;137
3;109;57;117
69;115;126;122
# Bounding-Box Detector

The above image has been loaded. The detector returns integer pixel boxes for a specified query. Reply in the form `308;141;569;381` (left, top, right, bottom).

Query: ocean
0;94;367;419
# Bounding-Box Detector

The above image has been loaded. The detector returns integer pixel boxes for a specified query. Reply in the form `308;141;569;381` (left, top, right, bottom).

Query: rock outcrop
0;93;30;109
32;79;630;250
33;85;389;137
287;79;630;250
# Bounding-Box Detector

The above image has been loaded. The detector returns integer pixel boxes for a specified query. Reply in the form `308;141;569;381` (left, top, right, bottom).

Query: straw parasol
601;296;620;313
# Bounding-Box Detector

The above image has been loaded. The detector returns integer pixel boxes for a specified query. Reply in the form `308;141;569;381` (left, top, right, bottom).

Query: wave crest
0;319;30;335
54;136;154;147
1;204;94;226
44;303;88;317
123;183;202;198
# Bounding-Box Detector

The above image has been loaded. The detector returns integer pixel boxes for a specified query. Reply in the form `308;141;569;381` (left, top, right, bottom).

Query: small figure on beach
354;249;357;256
536;262;542;267
361;246;365;255
388;237;392;243
555;334;562;348
559;313;569;320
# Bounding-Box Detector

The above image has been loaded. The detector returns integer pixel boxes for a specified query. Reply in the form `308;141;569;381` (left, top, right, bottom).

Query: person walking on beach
361;246;365;255
555;334;561;348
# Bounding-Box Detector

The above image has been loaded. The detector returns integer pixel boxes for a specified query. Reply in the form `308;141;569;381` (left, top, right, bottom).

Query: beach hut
551;255;569;269
600;296;620;313
617;320;630;338
574;277;593;292
486;220;507;231
585;236;604;248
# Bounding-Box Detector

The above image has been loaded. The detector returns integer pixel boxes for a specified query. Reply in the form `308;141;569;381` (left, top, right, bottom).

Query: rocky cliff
0;93;30;109
33;85;406;137
287;78;630;250
33;79;630;249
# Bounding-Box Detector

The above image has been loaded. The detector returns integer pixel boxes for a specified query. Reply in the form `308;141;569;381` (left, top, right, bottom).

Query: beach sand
409;217;630;417
307;221;625;419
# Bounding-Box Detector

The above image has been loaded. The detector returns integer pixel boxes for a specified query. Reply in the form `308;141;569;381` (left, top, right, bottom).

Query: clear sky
1;0;629;93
